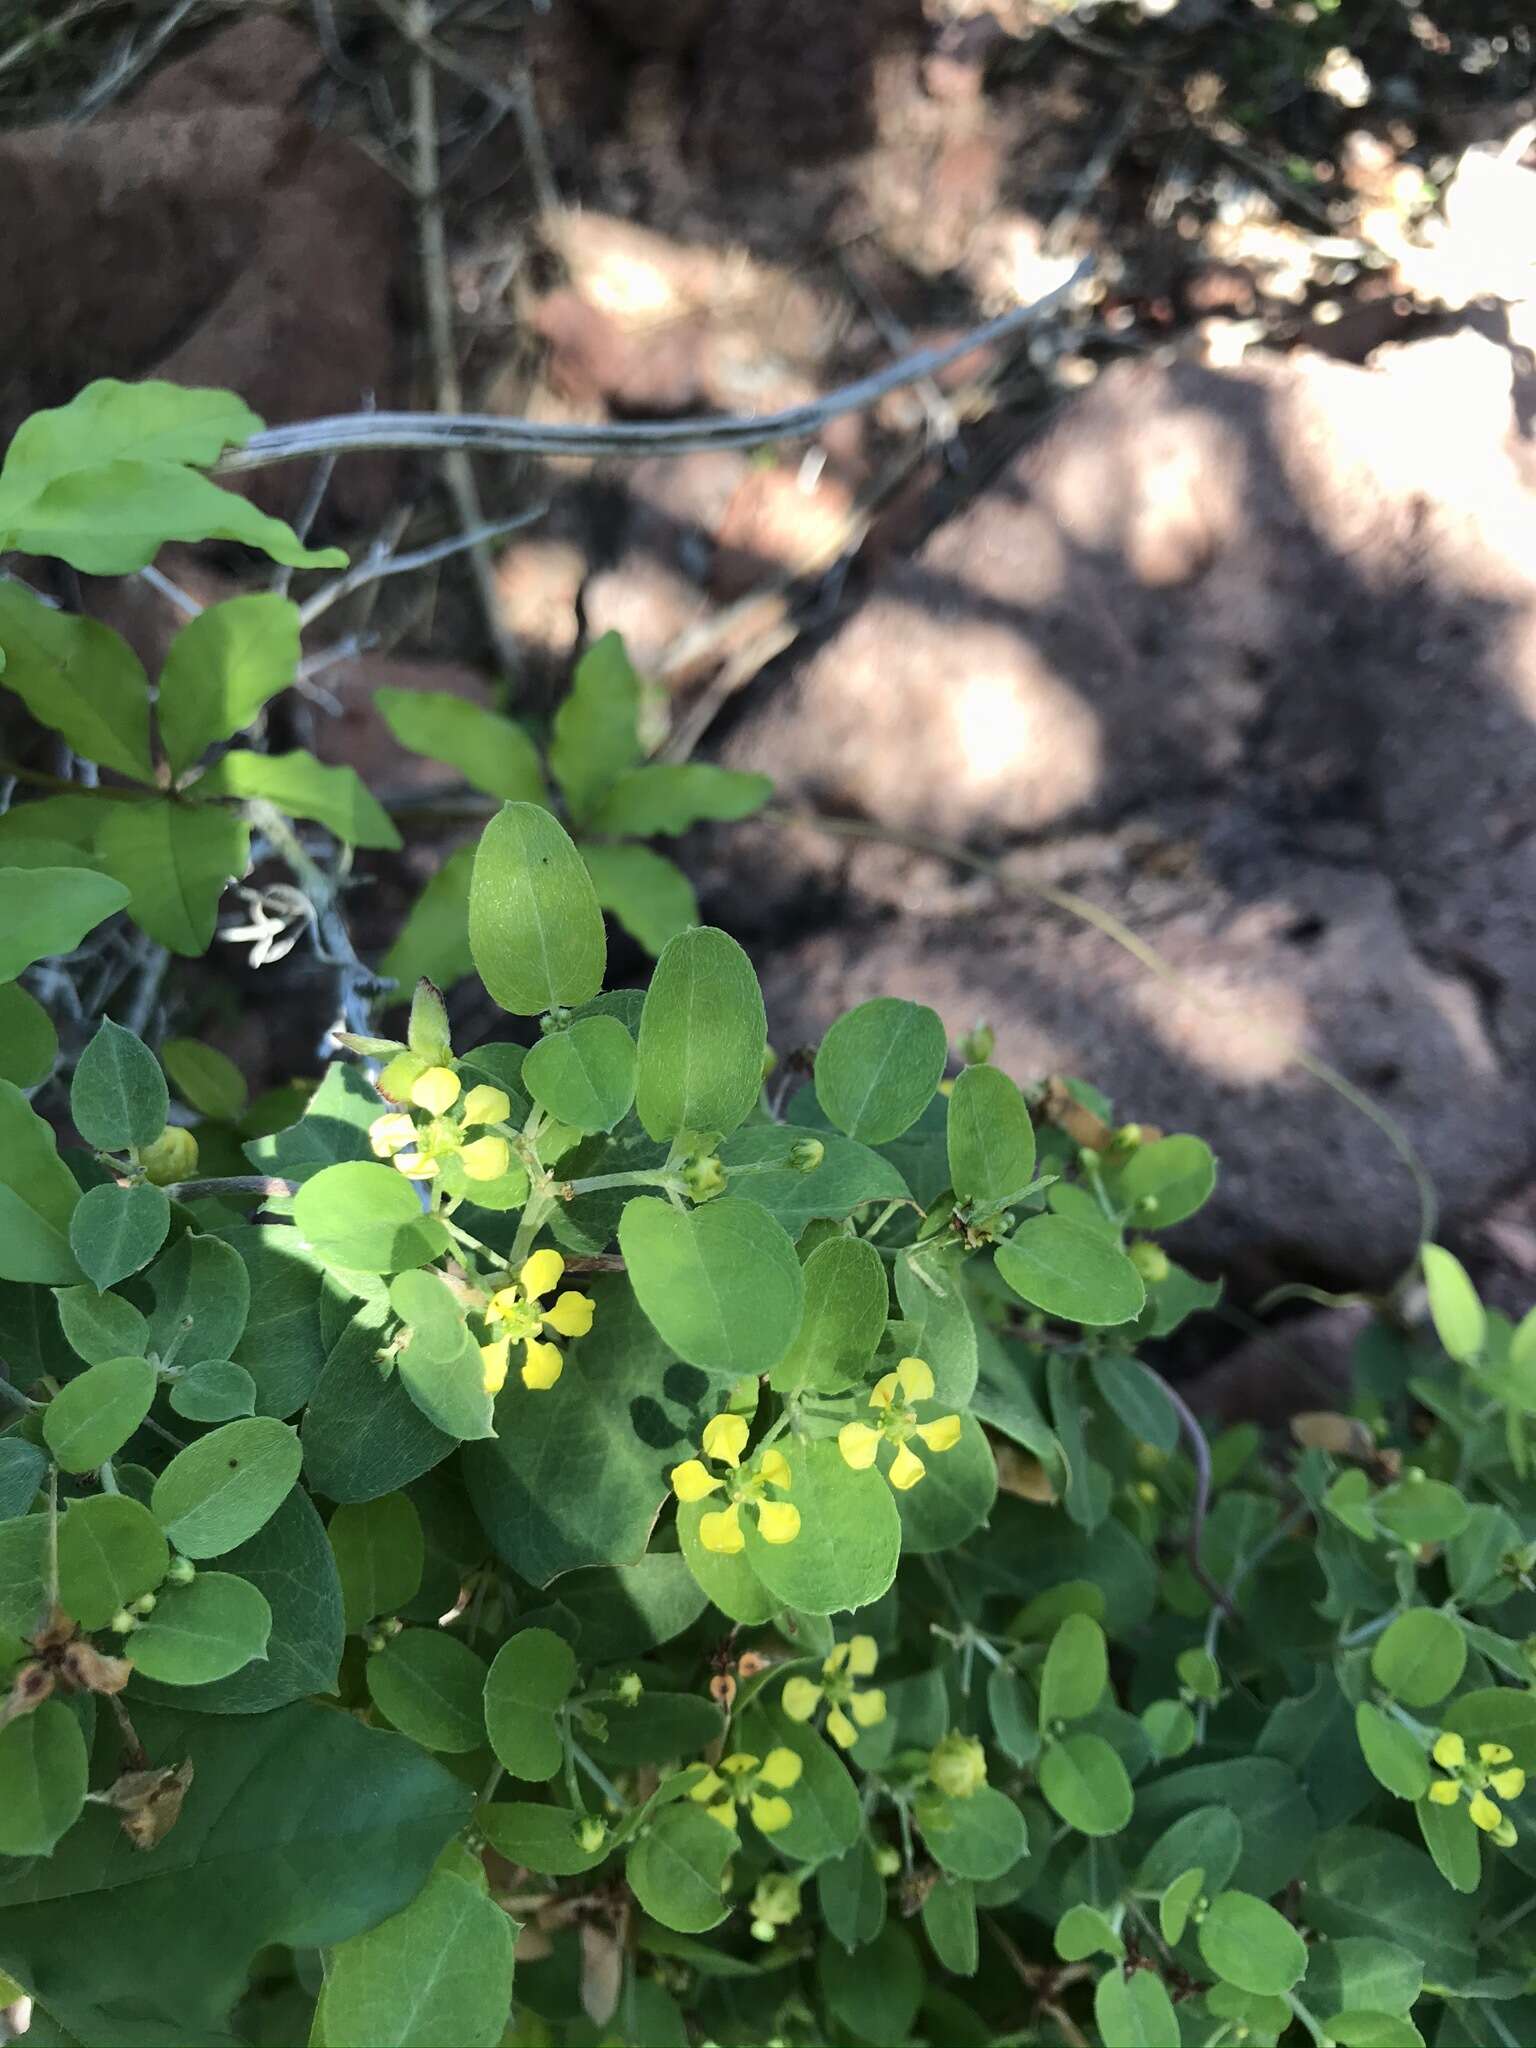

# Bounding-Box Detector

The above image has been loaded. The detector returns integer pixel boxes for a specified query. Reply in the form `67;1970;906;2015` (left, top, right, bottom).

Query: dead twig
297;503;546;629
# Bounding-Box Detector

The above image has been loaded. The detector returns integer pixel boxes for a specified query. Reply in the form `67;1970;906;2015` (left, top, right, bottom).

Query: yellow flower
477;1250;596;1395
671;1419;800;1551
837;1357;962;1492
410;1065;461;1115
1480;1743;1514;1766
1491;1766;1527;1801
690;1747;803;1835
1427;1777;1461;1807
369;1112;417;1160
1426;1732;1526;1842
780;1635;887;1749
460;1084;511;1128
1433;1732;1467;1770
459;1135;511;1182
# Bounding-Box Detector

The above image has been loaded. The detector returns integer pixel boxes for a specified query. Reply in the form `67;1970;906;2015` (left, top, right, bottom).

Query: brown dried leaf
108;1759;194;1852
57;1639;133;1695
1040;1077;1112;1153
0;1661;55;1730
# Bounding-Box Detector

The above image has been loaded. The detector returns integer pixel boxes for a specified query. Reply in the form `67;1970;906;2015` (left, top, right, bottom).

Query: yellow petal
543;1290;595;1338
705;1799;738;1831
460;1084;511;1128
888;1443;927;1490
393;1152;438;1180
459;1135;511;1182
760;1747;803;1790
781;1677;822;1722
410;1065;461;1115
869;1373;899;1411
672;1459;723;1504
700;1504;744;1555
701;1413;749;1469
916;1414;963;1455
480;1340;510;1396
826;1707;857;1750
369;1112;415;1157
688;1768;725;1804
720;1752;759;1777
755;1500;801;1546
521;1339;564;1391
1427;1778;1462;1806
838;1422;881;1471
846;1634;879;1678
1470;1792;1503;1833
1479;1743;1514;1766
490;1286;524;1318
851;1688;887;1728
757;1447;791;1492
896;1355;935;1402
1433;1732;1468;1770
750;1793;792;1835
1491;1768;1526;1801
519;1248;565;1301
824;1642;850;1676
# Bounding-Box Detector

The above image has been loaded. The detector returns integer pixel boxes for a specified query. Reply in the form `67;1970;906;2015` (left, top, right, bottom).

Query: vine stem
163;1176;296;1203
1147;1370;1234;1619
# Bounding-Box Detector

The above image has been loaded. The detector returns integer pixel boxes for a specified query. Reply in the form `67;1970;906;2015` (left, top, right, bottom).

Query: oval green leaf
68;1180;170;1291
293;1162;451;1277
1198;1889;1308;1996
484;1627;578;1780
619;1195;804;1379
947;1063;1036;1209
127;1571;273;1685
366;1628;488;1753
43;1354;157;1473
0;1701;88;1857
814;997;947;1145
739;1437;901;1616
1371;1608;1467;1708
627;1803;735;1933
995;1214;1146;1328
522;1014;636;1133
57;1492;168;1629
150;1417;302;1559
634;926;766;1143
1037;1731;1134;1837
469;802;606;1015
1039;1613;1108;1727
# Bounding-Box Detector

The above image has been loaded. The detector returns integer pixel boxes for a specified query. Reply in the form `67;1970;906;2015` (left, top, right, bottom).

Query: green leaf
382;847;476;997
0;866;129;985
480;1802;610;1877
71;1017;168;1152
587;763;772;838
894;1254;979;1407
819;1838;887;1953
676;1497;778;1625
987;1666;1040;1767
522;1015;636;1133
0;1702;87;1857
223;1223;329;1418
156;596;301;775
947;1064;1036;1209
588;1693;724;1770
0;1515;47;1636
1055;1904;1124;1962
150;1416;302;1558
470;802;607;1015
0;381;261;497
194;749;400;851
0;1441;46;1519
43;1354;156;1472
1421;1244;1485;1364
127;1571;272;1685
484;1627;578;1780
923;1785;1029;1880
1089;1351;1179;1454
0;1698;470;2047
321;1869;515;2048
995;1215;1146;1327
1040;1613;1108;1727
1108;1134;1217;1226
771;1235;890;1396
1371;1608;1467;1707
389;1272;494;1442
161;1038;249;1122
367;1628;488;1752
294;1162;451;1277
1142;1699;1197;1759
97;795;250;955
1133;1759;1314;1899
627;1803;735;1934
740;1705;860;1866
814;998;947;1145
923;1876;979;1975
1135;1805;1242;1896
55;1285;147;1367
721;1124;909;1240
330;1493;426;1633
0;981;59;1087
1305;1828;1477;1983
68;1181;170;1291
244;1062;379;1189
0;1077;82;1283
1037;1731;1133;1837
1354;1701;1431;1801
1198;1890;1308;1996
57;1492;168;1629
132;1488;343;1715
619;1195;804;1380
147;1228;251;1367
893;1412;997;1554
740;1438;901;1616
1305;1939;1423;2020
376;685;546;806
1158;1867;1204;1945
581;840;697;954
634;926;766;1144
0;582;153;780
554;1553;710;1663
169;1359;257;1423
820;1922;923;2042
302;1316;455;1505
1093;1967;1180;2048
550;632;642;822
463;1278;702;1585
1440;1686;1536;1769
1371;1476;1470;1546
1322;2017;1425;2048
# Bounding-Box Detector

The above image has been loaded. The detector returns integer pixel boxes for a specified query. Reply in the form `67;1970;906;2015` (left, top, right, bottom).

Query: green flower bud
378;1051;429;1104
614;1671;644;1706
1134;1194;1160;1217
110;1609;138;1635
927;1731;988;1800
1113;1123;1143;1150
137;1126;198;1187
1078;1146;1101;1172
407;978;453;1063
538;1006;573;1037
131;1593;157;1616
577;1815;607;1854
873;1844;902;1878
1128;1241;1170;1284
166;1555;196;1587
750;1872;802;1933
365;1630;388;1654
787;1138;825;1174
681;1153;727;1202
960;1021;995;1065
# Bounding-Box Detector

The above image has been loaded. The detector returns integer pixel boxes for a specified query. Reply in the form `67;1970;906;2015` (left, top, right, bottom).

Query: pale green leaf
0;581;153;780
97;796;250;955
469;802;606;1015
157;596;301;775
0;867;128;984
193;749;400;851
581;840;697;955
375;687;546;805
586;763;772;838
549;632;642;821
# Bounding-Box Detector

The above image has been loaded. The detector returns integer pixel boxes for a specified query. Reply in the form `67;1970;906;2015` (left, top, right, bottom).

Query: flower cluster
1428;1732;1525;1844
369;1066;512;1185
838;1357;962;1491
782;1635;887;1750
477;1250;595;1394
672;1415;800;1553
689;1747;802;1835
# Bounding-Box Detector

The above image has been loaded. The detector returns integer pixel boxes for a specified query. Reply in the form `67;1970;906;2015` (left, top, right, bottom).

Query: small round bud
576;1814;608;1854
538;1007;572;1037
1114;1123;1143;1150
1405;1466;1427;1484
959;1022;995;1065
166;1555;196;1586
137;1126;198;1187
681;1153;727;1203
131;1593;157;1616
1134;1194;1161;1218
378;1051;429;1104
1135;1480;1159;1505
787;1138;825;1174
873;1845;902;1878
1128;1241;1170;1284
1077;1146;1101;1172
365;1631;387;1654
614;1671;644;1706
927;1731;988;1800
110;1609;138;1635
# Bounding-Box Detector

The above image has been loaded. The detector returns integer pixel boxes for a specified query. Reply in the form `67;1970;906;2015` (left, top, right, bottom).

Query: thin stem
163;1175;297;1203
570;1742;626;1811
1150;1370;1233;1619
1283;1992;1331;2048
96;1463;120;1496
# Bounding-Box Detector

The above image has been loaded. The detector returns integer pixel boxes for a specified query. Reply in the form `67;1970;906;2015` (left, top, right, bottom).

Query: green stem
563;1168;680;1198
0;1377;39;1414
97;1462;120;1496
1283;1992;1331;2048
570;1741;626;1811
509;1189;554;1270
441;1215;498;1264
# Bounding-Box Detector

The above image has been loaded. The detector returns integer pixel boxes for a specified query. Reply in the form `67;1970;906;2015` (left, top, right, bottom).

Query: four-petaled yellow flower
689;1747;803;1834
671;1415;800;1553
478;1249;595;1395
1427;1732;1525;1846
838;1357;962;1491
782;1634;887;1749
369;1074;514;1185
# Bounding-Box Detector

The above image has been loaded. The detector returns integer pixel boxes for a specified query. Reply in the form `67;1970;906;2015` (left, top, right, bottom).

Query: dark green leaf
923;1785;1030;1879
721;1124;909;1239
480;1802;609;1877
68;1181;170;1291
302;1314;455;1506
1038;1732;1133;1837
627;1804;735;1934
0;981;59;1087
549;632;641;822
127;1571;271;1684
0;1702;87;1857
147;1229;250;1368
321;1869;515;2048
330;1492;425;1633
161;1039;248;1122
819;1922;922;2042
484;1627;577;1779
814;998;947;1145
0;1441;45;1519
57;1492;168;1629
0;867;128;985
43;1354;156;1472
367;1628;488;1753
0;1078;83;1284
818;1837;887;1953
169;1359;257;1423
97;797;250;956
